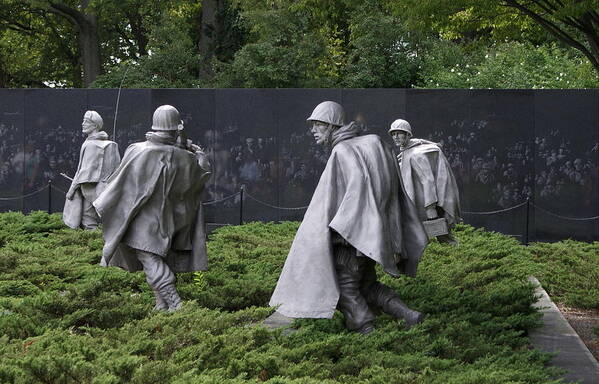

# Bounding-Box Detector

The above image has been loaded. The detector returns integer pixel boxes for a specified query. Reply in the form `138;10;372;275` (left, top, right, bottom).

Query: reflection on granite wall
0;89;597;241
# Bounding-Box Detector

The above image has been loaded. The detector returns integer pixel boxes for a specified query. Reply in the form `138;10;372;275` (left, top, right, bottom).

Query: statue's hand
425;205;438;220
190;143;204;153
192;144;211;172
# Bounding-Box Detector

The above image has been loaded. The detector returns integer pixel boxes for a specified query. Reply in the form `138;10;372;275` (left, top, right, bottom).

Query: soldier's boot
356;321;376;335
152;289;168;311
159;284;182;312
334;242;377;334
382;296;424;328
360;261;424;329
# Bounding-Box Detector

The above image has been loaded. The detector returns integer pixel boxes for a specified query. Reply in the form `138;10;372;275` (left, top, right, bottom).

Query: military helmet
388;119;412;136
152;105;183;131
83;110;103;129
307;101;345;127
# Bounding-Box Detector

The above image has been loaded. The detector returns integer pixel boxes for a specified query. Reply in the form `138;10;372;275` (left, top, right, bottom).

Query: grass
1;211;593;383
527;240;599;309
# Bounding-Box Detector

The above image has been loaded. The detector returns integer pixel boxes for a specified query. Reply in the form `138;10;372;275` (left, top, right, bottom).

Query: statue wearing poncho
389;119;461;244
94;105;211;312
63;111;120;230
269;101;428;334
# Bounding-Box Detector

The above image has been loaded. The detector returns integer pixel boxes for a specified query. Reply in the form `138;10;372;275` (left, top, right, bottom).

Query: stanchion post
525;198;530;246
239;185;244;225
48;180;52;214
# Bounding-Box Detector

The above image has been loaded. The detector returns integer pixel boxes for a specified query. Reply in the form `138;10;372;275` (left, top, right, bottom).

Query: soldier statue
94;105;211;311
269;101;428;334
389;119;461;243
63;111;120;230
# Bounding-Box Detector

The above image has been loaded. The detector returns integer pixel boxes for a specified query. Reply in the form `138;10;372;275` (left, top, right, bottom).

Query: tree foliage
92;10;203;88
419;40;599;88
394;0;599;72
0;0;198;87
0;0;597;88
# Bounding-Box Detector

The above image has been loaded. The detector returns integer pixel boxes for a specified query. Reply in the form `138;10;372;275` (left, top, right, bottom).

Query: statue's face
391;131;409;147
82;118;95;134
310;121;330;146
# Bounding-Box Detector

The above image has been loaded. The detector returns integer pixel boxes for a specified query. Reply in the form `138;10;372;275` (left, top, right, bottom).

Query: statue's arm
190;144;211;174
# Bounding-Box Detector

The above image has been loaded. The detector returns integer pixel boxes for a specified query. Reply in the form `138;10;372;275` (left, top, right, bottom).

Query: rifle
60;173;73;182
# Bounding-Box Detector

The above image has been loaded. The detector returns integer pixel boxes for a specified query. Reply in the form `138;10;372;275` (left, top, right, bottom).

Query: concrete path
529;277;599;384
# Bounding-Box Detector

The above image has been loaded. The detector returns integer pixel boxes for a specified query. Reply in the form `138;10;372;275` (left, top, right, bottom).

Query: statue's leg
80;183;100;230
361;261;424;328
152;289;168;311
333;243;376;334
135;250;181;311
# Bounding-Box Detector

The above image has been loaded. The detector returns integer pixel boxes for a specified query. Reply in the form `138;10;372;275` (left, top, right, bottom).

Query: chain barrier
202;191;241;205
462;201;528;215
3;183;599;223
244;190;309;211
52;185;68;195
532;203;599;221
0;184;49;201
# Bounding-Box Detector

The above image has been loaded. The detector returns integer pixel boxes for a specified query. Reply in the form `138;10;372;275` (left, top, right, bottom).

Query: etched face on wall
390;131;410;148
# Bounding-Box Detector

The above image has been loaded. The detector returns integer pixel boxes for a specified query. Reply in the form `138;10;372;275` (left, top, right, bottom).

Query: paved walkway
529;277;599;384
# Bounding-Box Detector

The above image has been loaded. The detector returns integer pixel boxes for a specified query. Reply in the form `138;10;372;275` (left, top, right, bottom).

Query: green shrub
419;41;599;89
0;213;570;383
528;240;599;309
187;221;297;310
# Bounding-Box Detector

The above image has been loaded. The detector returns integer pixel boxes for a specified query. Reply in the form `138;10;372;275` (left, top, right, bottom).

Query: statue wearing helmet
269;101;428;334
63;111;120;230
389;119;461;243
94;105;211;312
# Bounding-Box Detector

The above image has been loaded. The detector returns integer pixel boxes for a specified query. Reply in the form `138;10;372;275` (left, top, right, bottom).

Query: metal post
525;198;530;246
48;180;52;214
239;185;244;225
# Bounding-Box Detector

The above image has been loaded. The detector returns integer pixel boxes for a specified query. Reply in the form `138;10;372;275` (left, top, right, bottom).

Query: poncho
399;139;461;226
93;138;211;273
63;131;120;229
270;132;427;318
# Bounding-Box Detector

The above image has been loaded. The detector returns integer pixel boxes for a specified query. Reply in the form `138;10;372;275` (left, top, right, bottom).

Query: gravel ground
557;304;599;362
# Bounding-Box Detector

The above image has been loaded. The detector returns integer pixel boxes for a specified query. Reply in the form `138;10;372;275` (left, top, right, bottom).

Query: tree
213;5;330;87
2;0;597;87
217;0;424;87
199;0;219;65
418;40;599;88
342;1;423;87
92;7;203;88
0;0;188;87
44;0;102;86
0;1;80;86
195;0;246;81
394;0;599;73
501;0;599;72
